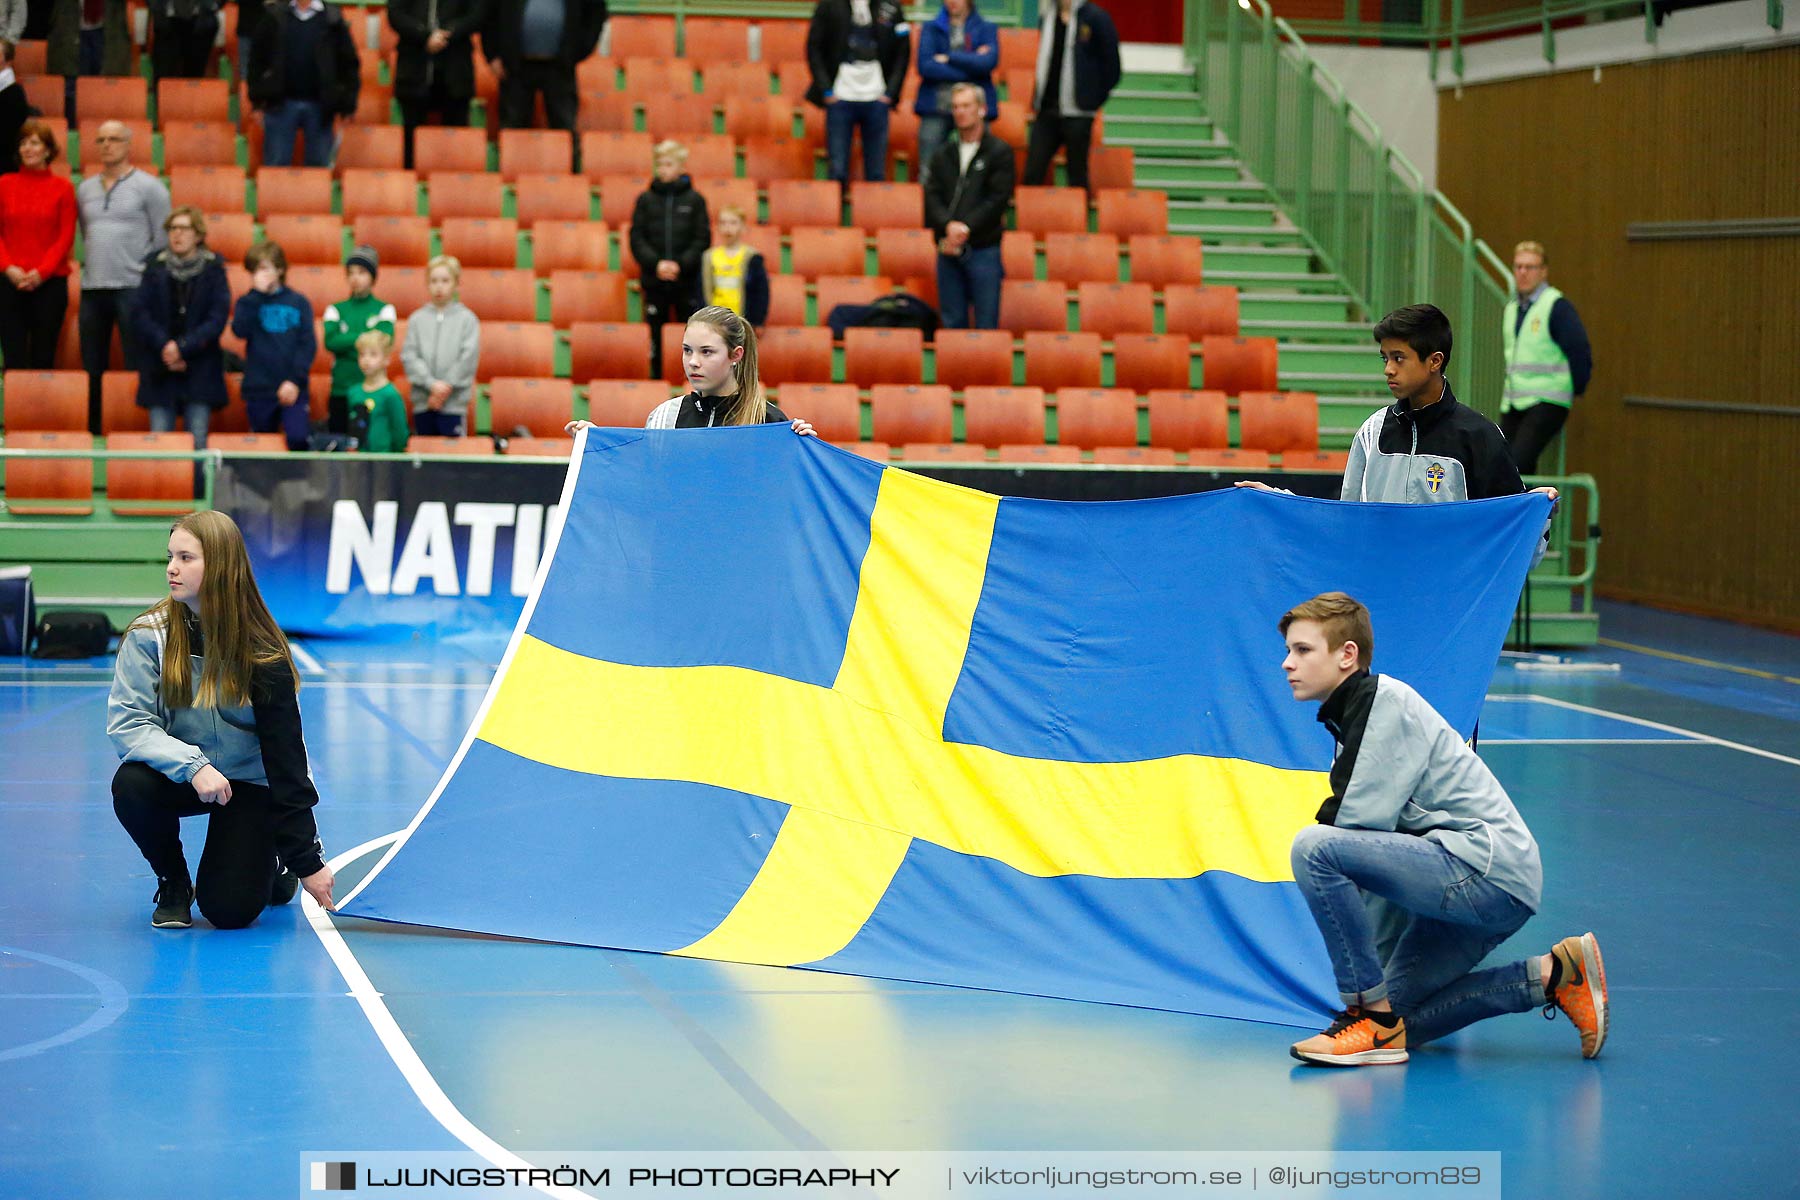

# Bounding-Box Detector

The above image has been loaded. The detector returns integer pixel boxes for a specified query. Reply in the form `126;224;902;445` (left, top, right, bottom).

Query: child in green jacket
323;244;397;434
346;331;410;453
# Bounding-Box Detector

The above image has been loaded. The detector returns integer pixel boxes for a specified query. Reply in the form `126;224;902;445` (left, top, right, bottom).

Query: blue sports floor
3;600;1797;1199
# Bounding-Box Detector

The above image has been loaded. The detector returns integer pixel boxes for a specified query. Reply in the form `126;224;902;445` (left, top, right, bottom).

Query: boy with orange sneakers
1278;591;1608;1066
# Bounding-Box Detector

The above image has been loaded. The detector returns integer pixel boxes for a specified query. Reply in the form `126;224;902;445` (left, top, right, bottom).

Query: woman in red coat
0;119;77;369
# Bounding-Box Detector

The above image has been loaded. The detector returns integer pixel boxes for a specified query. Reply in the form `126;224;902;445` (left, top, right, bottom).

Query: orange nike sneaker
1544;932;1609;1059
1290;1008;1409;1067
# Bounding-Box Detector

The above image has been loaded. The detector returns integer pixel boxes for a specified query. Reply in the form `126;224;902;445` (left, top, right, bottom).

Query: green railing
1277;0;1786;81
1184;0;1513;420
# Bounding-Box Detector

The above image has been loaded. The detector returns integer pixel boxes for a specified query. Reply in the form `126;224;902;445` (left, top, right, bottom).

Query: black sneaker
152;878;193;929
269;866;300;907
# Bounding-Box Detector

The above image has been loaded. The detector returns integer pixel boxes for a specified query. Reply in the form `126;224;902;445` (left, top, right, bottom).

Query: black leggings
111;761;281;930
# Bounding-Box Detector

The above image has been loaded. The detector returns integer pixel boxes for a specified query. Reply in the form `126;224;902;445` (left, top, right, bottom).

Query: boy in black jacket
629;141;711;380
923;83;1013;331
806;0;911;188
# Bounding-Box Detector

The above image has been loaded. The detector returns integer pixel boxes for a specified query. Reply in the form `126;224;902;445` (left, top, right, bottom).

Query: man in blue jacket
913;0;997;186
1022;0;1120;191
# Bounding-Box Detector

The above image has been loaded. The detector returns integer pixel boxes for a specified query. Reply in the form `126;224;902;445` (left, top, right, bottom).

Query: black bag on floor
32;611;112;659
0;565;34;655
826;293;941;340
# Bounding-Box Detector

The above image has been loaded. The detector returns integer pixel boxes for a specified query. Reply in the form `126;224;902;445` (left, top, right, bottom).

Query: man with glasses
1500;240;1592;475
77;119;168;433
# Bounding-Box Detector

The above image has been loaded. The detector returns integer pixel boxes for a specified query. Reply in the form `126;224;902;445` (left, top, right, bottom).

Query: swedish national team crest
1426;463;1446;494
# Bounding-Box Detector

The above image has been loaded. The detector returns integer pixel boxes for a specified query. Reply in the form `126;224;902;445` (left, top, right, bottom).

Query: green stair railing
1183;0;1513;421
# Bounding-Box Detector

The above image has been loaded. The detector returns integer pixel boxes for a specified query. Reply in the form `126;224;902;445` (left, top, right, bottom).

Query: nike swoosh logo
1372;1030;1403;1049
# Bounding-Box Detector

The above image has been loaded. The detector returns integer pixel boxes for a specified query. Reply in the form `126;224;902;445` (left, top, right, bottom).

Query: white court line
1480;737;1708;746
305;833;590;1200
1489;693;1800;768
289;640;326;676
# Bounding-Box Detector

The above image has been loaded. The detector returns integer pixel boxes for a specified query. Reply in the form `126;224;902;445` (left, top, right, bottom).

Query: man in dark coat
482;0;606;156
245;0;361;168
388;0;490;170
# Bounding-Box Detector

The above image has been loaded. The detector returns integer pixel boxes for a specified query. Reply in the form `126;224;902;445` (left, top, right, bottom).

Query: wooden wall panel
1438;44;1800;628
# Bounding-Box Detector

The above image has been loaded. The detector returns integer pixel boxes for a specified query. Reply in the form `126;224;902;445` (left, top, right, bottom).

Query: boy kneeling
1280;592;1607;1066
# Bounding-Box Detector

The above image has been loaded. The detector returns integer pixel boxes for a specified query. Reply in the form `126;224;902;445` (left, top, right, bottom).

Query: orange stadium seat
407;435;493;455
844;327;923;388
1088;146;1136;191
1201;336;1279;395
427;171;506;221
758;326;834;384
1148;389;1230;451
723;95;791;142
336;125;405;171
778;383;859;441
503;436;577;457
1015;186;1088;237
757;20;810;64
341;168;419;217
933;330;1013;388
1023;331;1102;390
499;130;575;180
578;94;637;134
875;227;935;284
683;135;738;180
100;372;147;434
998;27;1040;71
1095;190;1169;238
1128;236;1203;288
439;218;520;270
156;78;231;123
2;371;87;431
254;166;331;216
686;18;752;61
3;431;95;514
569;323;653;383
204;212;256;263
789;227;864;278
531;220;611;275
160;120;241;170
1092;446;1177;467
900;441;987;462
609;15;678;58
351;214;430;267
1237;390;1320;453
1053;388;1138;449
1109;333;1191;393
513;174;593;226
209;433;291;453
1281;449;1350;473
627;58;695;98
575;55;619;95
549;271;628;326
1077;281;1154;337
477;323;557;382
815;275;890;323
169;165;246;214
413;127;488;174
743;137;815;184
767;180;840;231
998;444;1081;464
1188;448;1272;470
999;280;1067;334
581;132;655;182
1001;230;1037;281
263;215;346;265
869;384;952;445
1164;285;1241;340
847;441;891;461
641;94;714;139
596;176;642;227
1045;233;1119;284
695;177;759;226
963;386;1046;448
286;265;344;308
457;268;538;323
104;432;196;516
353;84;395;126
850;182;922;231
765;275;807;326
585;379;675;427
78;77;149;123
488;378;576;437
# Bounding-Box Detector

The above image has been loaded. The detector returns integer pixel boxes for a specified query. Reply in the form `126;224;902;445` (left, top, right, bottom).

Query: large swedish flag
340;426;1549;1028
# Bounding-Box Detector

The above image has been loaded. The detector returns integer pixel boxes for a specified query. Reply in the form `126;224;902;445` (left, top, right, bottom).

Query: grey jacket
1317;670;1542;910
108;614;279;787
77;169;170;290
400;300;480;416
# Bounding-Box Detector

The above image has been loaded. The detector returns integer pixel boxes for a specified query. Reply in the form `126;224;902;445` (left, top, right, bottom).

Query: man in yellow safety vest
1500;240;1592;475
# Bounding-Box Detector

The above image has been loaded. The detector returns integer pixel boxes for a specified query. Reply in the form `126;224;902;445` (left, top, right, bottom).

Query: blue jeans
263;98;333;168
149;399;212;449
1290;823;1544;1048
413;409;465;437
825;99;889;184
245;390;312;451
936;243;1003;331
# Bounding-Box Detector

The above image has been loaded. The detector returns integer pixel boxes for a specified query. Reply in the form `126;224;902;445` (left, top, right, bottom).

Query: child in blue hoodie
231;241;317;450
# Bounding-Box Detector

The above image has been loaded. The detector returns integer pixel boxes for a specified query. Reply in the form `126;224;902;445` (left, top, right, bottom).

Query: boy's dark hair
1279;592;1374;670
1373;303;1453;371
244;240;288;279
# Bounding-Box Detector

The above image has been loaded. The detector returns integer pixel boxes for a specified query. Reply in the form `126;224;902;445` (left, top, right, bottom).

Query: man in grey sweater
77;119;168;432
1278;591;1608;1067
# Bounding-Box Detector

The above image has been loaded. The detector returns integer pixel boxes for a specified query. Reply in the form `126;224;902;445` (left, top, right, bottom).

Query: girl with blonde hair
108;511;335;929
